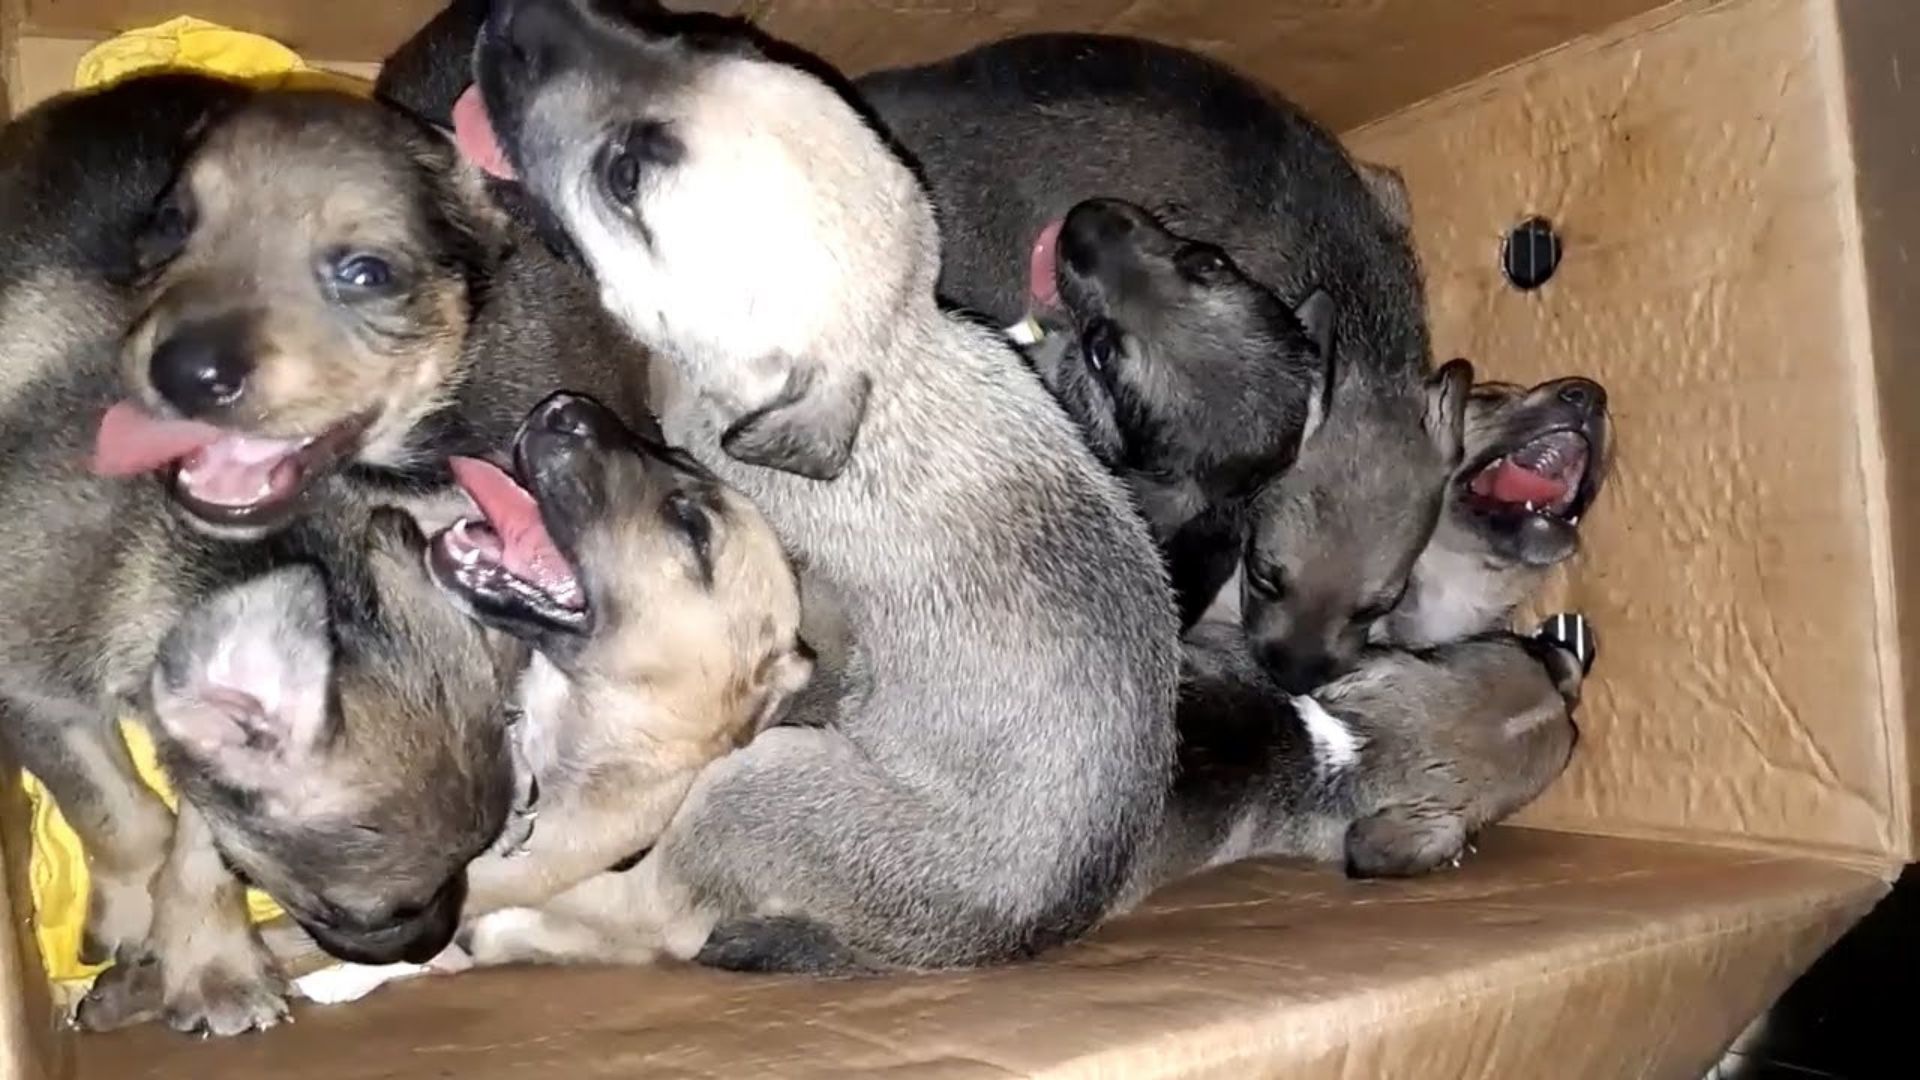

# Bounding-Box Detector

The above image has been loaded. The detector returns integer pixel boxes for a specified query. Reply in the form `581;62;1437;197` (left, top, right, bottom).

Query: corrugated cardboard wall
1350;0;1908;861
11;0;1672;129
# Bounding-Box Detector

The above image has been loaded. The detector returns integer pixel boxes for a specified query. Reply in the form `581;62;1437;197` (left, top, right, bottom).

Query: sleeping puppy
1129;613;1592;898
0;75;520;1038
464;0;1179;973
1025;198;1333;630
1380;376;1612;647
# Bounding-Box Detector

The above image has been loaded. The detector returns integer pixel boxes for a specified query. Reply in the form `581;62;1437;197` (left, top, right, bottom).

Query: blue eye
334;254;394;290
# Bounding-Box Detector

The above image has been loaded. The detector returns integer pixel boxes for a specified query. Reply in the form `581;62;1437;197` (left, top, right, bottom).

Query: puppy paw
1344;806;1467;879
80;869;158;967
162;952;291;1037
73;951;163;1032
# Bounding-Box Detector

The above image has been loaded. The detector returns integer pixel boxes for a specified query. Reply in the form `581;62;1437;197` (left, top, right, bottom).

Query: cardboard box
1;0;1911;1075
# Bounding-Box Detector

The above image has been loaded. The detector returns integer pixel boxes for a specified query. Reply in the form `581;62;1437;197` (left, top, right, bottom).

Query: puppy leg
86;801;288;1036
463;769;696;915
641;725;1043;972
2;710;173;964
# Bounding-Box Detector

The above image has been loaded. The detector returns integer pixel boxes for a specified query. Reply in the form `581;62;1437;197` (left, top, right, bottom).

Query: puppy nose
1264;652;1335;695
1058;199;1144;275
530;391;618;445
149;318;251;417
494;0;585;77
1557;379;1606;415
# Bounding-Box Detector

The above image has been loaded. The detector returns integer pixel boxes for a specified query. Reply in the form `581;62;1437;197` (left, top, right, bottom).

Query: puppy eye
1246;564;1290;601
1081;319;1124;376
603;147;640;206
332;253;395;292
135;190;196;272
665;491;712;562
1175;244;1230;283
600;121;682;209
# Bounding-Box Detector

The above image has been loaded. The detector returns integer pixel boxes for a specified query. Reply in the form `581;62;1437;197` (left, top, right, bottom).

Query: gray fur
1382;376;1613;648
473;0;1178;972
1025;198;1331;631
0;76;519;1036
378;14;1461;689
1129;618;1584;901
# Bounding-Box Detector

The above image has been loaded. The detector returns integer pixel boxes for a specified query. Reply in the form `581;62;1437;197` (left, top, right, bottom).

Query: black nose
148;316;252;418
1262;650;1336;695
1058;199;1147;275
526;390;624;446
303;878;465;966
490;0;589;81
1557;379;1606;415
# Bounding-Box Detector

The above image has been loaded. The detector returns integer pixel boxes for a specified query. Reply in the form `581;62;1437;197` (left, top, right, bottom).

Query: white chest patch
1293;694;1362;776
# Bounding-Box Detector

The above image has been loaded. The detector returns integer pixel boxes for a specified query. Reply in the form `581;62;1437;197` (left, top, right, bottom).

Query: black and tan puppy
0;77;521;1037
92;89;651;539
1025;198;1333;629
429;393;812;917
1381;376;1612;647
1128;613;1592;898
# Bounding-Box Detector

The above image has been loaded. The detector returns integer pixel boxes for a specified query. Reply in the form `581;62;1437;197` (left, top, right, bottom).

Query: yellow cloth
72;15;371;96
30;14;376;990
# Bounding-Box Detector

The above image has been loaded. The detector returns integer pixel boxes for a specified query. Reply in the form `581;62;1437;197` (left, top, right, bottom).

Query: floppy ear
1355;161;1414;230
747;646;816;738
1425;358;1474;467
149;566;335;790
721;358;872;481
412;125;514;267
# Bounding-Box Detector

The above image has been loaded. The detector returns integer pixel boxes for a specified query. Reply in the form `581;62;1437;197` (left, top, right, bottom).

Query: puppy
1381;376;1613;647
468;0;1179;973
93;88;652;540
429;392;812;915
1128;613;1591;900
386;15;1469;687
1025;197;1333;629
0;77;520;1036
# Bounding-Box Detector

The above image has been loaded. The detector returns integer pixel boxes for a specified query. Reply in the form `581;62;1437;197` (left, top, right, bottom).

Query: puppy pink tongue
92;401;223;478
1472;460;1569;506
452;85;517;181
448;456;580;606
1029;219;1064;311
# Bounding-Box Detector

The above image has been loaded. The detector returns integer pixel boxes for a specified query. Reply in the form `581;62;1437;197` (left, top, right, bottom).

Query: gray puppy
381;11;1467;689
468;0;1179;973
0;76;520;1036
1382;376;1613;648
1025;197;1334;630
1129;613;1590;899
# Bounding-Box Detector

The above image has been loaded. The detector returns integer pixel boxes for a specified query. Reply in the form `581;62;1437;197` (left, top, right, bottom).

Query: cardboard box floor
3;0;1915;1076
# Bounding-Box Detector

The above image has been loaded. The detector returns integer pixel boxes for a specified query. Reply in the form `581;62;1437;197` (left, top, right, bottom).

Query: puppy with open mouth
459;0;1180;974
427;392;812;919
90;89;652;541
1024;197;1335;631
1380;375;1613;648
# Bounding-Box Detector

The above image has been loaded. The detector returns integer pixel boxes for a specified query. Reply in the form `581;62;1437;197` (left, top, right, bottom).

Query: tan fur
460;461;806;919
121;99;487;467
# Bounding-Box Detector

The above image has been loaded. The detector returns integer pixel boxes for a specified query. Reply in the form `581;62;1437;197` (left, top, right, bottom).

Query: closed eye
664;491;714;584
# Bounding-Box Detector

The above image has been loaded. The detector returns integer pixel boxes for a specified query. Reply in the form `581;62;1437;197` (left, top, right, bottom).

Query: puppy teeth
1004;316;1045;346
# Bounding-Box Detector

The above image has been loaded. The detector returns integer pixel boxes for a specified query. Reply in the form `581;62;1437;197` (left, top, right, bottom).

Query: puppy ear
1355;160;1413;230
722;359;872;481
411;124;513;268
1425;358;1474;466
1294;290;1339;445
1293;289;1336;361
150;566;335;790
747;646;816;737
